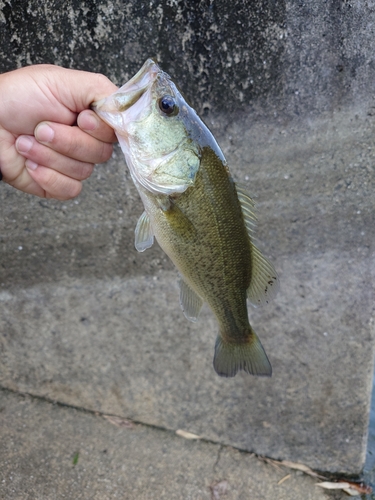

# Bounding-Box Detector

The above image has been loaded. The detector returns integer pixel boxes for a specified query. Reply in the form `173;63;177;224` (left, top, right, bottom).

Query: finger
0;127;44;195
26;163;83;200
52;69;118;111
16;135;94;180
34;122;114;164
77;109;117;143
6;162;46;198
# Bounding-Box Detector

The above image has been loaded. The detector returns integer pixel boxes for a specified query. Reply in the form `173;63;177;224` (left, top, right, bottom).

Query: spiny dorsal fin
134;211;154;252
178;277;203;322
247;244;279;306
236;183;257;236
236;183;279;306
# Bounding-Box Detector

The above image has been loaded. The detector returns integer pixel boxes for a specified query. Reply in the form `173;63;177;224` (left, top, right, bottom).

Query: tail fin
213;331;272;378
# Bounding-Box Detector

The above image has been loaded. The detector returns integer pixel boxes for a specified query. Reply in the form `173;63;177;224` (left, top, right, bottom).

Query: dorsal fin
247;244;279;306
236;183;257;236
235;183;279;306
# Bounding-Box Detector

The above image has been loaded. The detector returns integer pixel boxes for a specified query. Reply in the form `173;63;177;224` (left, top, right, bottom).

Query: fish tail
213;329;272;378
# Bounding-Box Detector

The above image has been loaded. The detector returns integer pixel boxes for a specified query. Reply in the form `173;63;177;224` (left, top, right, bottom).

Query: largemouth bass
93;59;278;377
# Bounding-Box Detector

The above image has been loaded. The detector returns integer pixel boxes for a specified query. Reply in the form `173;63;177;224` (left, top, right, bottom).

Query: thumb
43;66;119;113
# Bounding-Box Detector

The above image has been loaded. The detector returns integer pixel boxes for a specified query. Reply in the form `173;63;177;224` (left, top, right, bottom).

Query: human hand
0;64;118;200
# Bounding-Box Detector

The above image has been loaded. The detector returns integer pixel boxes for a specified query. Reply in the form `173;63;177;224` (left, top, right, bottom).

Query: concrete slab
1;105;374;474
0;389;337;500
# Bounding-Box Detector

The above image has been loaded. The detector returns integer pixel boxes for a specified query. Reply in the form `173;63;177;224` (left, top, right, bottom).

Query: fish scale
141;149;251;313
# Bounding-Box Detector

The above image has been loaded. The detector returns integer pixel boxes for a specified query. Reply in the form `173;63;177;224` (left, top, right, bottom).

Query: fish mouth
92;59;160;117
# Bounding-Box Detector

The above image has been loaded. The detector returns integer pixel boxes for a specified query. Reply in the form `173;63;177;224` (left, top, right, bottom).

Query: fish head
93;59;225;195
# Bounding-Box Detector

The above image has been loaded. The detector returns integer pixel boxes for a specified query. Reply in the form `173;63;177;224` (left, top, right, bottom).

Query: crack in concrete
0;385;249;458
0;384;362;483
213;444;223;473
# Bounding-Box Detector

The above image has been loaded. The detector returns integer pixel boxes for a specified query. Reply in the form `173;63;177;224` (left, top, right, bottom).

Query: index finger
77;109;117;143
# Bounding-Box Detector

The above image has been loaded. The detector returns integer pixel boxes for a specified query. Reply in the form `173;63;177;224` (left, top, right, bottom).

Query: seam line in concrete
0;385;241;451
0;385;360;482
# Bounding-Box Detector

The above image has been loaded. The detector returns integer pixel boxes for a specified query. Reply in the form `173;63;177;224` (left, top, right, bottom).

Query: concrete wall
1;0;375;474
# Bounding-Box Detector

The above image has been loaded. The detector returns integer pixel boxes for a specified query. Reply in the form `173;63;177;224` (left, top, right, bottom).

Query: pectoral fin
178;277;203;322
247;245;279;306
134;211;154;252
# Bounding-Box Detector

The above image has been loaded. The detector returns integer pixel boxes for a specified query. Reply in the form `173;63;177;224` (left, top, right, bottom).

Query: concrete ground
0;388;345;500
1;103;374;499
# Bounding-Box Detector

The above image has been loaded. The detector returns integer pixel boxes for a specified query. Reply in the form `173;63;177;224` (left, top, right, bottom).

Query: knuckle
65;134;82;158
43;168;82;200
95;73;113;89
97;142;113;163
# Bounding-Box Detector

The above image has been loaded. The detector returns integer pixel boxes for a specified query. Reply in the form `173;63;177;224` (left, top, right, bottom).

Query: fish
92;59;279;377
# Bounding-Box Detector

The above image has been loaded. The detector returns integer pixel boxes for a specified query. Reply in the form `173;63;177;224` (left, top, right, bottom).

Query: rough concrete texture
1;0;374;115
1;0;375;477
0;389;341;500
1;106;374;475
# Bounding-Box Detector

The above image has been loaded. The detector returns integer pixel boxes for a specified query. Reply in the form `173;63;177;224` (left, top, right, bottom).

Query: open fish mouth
92;58;160;118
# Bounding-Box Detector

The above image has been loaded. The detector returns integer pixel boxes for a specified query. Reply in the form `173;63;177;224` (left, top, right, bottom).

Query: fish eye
158;95;178;116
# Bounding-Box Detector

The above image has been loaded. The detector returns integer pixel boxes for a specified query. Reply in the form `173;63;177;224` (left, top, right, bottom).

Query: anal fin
178;277;203;322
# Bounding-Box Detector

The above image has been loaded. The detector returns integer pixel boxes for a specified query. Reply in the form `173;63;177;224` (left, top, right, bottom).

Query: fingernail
35;123;54;143
25;159;38;171
79;112;99;131
16;136;33;154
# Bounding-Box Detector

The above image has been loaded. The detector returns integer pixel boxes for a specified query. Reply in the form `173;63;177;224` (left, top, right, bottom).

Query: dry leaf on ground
261;456;372;495
176;429;201;440
317;480;372;496
277;474;291;485
279;460;326;480
103;415;134;428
